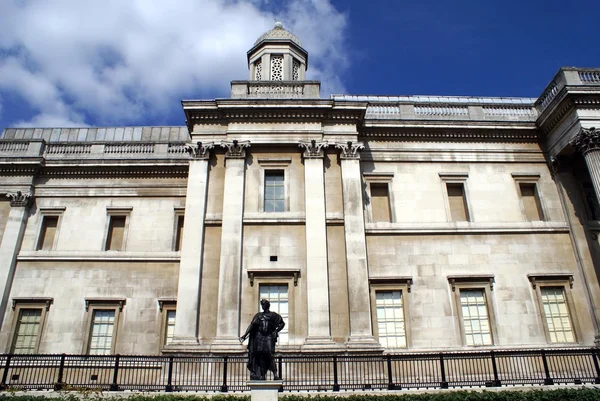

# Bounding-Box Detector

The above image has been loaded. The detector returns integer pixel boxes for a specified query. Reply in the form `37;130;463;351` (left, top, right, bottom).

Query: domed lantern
247;22;308;81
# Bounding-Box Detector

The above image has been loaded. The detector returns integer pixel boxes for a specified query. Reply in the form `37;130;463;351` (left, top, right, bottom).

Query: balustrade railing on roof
0;348;598;392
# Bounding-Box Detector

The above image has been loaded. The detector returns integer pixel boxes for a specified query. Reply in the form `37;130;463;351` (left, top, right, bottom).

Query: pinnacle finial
274;21;283;29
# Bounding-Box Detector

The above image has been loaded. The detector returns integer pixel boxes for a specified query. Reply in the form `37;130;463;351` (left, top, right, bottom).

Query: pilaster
169;142;214;349
335;142;380;350
298;141;338;350
212;140;250;352
0;191;33;331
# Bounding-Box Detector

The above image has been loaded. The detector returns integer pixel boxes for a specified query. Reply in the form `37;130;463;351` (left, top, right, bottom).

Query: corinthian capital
186;141;214;159
6;191;33;207
571;127;600;155
335;141;364;159
298;139;328;158
220;140;251;158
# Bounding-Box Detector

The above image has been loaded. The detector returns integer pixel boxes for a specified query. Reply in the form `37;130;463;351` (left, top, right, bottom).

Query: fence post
592;348;600;384
490;351;501;387
278;355;283;392
332;356;340;392
1;354;12;390
54;354;66;391
439;353;448;389
221;356;228;393
110;355;120;391
541;349;554;385
386;355;396;390
165;356;174;392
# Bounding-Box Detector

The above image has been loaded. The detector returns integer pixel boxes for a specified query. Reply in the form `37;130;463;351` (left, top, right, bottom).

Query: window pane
89;310;115;355
165;310;176;345
460;289;492;346
375;291;406;348
541;287;575;343
264;171;285;212
12;309;42;354
259;284;289;344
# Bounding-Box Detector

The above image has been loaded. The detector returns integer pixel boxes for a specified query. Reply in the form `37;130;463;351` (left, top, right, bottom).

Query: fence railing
0;348;598;392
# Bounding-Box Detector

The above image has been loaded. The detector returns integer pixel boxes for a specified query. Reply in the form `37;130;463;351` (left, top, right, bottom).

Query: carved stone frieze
221;140;251;158
298;139;328;158
186;141;214;159
6;191;33;207
335;141;364;159
570;127;600;155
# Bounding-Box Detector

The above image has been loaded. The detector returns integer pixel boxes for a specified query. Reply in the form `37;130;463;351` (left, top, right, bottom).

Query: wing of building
1;22;600;357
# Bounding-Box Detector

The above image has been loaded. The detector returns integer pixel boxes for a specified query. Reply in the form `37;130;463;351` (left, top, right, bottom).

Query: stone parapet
231;80;321;99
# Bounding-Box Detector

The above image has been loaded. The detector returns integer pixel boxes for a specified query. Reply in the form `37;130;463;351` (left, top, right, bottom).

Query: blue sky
0;0;599;130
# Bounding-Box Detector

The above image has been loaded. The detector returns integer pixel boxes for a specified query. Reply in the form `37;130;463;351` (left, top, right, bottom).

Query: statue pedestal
248;380;283;401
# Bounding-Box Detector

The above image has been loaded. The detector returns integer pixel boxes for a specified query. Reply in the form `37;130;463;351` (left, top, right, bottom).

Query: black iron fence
0;348;599;392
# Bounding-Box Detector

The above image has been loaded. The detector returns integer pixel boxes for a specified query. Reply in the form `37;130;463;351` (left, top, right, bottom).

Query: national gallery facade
1;23;600;361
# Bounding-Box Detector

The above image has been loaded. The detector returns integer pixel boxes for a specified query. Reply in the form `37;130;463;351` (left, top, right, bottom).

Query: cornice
359;128;540;143
537;91;600;136
38;164;189;178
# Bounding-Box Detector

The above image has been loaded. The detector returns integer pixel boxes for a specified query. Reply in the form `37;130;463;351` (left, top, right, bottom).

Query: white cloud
0;0;349;128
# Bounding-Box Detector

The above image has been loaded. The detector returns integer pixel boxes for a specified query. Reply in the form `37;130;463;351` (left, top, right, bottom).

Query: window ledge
243;212;305;224
247;268;301;287
365;221;568;234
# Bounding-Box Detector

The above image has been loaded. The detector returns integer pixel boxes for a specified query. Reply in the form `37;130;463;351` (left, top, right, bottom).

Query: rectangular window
375;291;406;348
520;183;543;221
11;309;42;354
447;183;468;222
37;216;59;250
165;310;176;345
259;284;289;344
541;287;575;343
264;171;285;212
174;215;184;251
105;215;126;251
459;289;492;346
88;310;116;355
370;184;391;223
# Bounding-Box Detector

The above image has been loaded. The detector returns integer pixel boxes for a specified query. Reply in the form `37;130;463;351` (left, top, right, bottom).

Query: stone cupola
247;22;308;81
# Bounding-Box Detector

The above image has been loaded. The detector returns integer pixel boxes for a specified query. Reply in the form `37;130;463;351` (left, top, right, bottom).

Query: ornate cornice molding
570;127;600;155
39;165;189;178
221;139;251;159
335;141;364;160
360;129;539;143
298;140;328;158
6;191;33;207
186;141;214;159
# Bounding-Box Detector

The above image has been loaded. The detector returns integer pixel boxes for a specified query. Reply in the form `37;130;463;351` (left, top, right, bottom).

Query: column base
346;335;383;352
302;336;344;352
211;336;246;353
248;380;283;401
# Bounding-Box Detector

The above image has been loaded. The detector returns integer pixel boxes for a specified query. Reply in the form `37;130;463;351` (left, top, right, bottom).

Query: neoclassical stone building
0;23;600;356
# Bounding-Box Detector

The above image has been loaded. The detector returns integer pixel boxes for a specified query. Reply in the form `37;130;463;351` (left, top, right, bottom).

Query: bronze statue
240;299;285;380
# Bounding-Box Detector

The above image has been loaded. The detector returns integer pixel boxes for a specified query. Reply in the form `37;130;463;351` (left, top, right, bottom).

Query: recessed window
459;289;492;346
540;287;575;343
37;216;59;250
164;310;176;345
375;291;406;348
174;215;184;251
259;284;289;344
519;183;544;221
12;309;42;354
370;183;391;223
447;183;469;222
84;299;124;355
264;171;285;212
9;298;52;354
89;310;116;355
105;215;126;251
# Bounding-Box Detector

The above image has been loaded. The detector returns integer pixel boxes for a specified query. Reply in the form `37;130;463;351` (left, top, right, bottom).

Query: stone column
212;140;250;351
171;142;214;347
298;141;337;349
572;127;600;203
0;191;33;330
335;142;379;349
